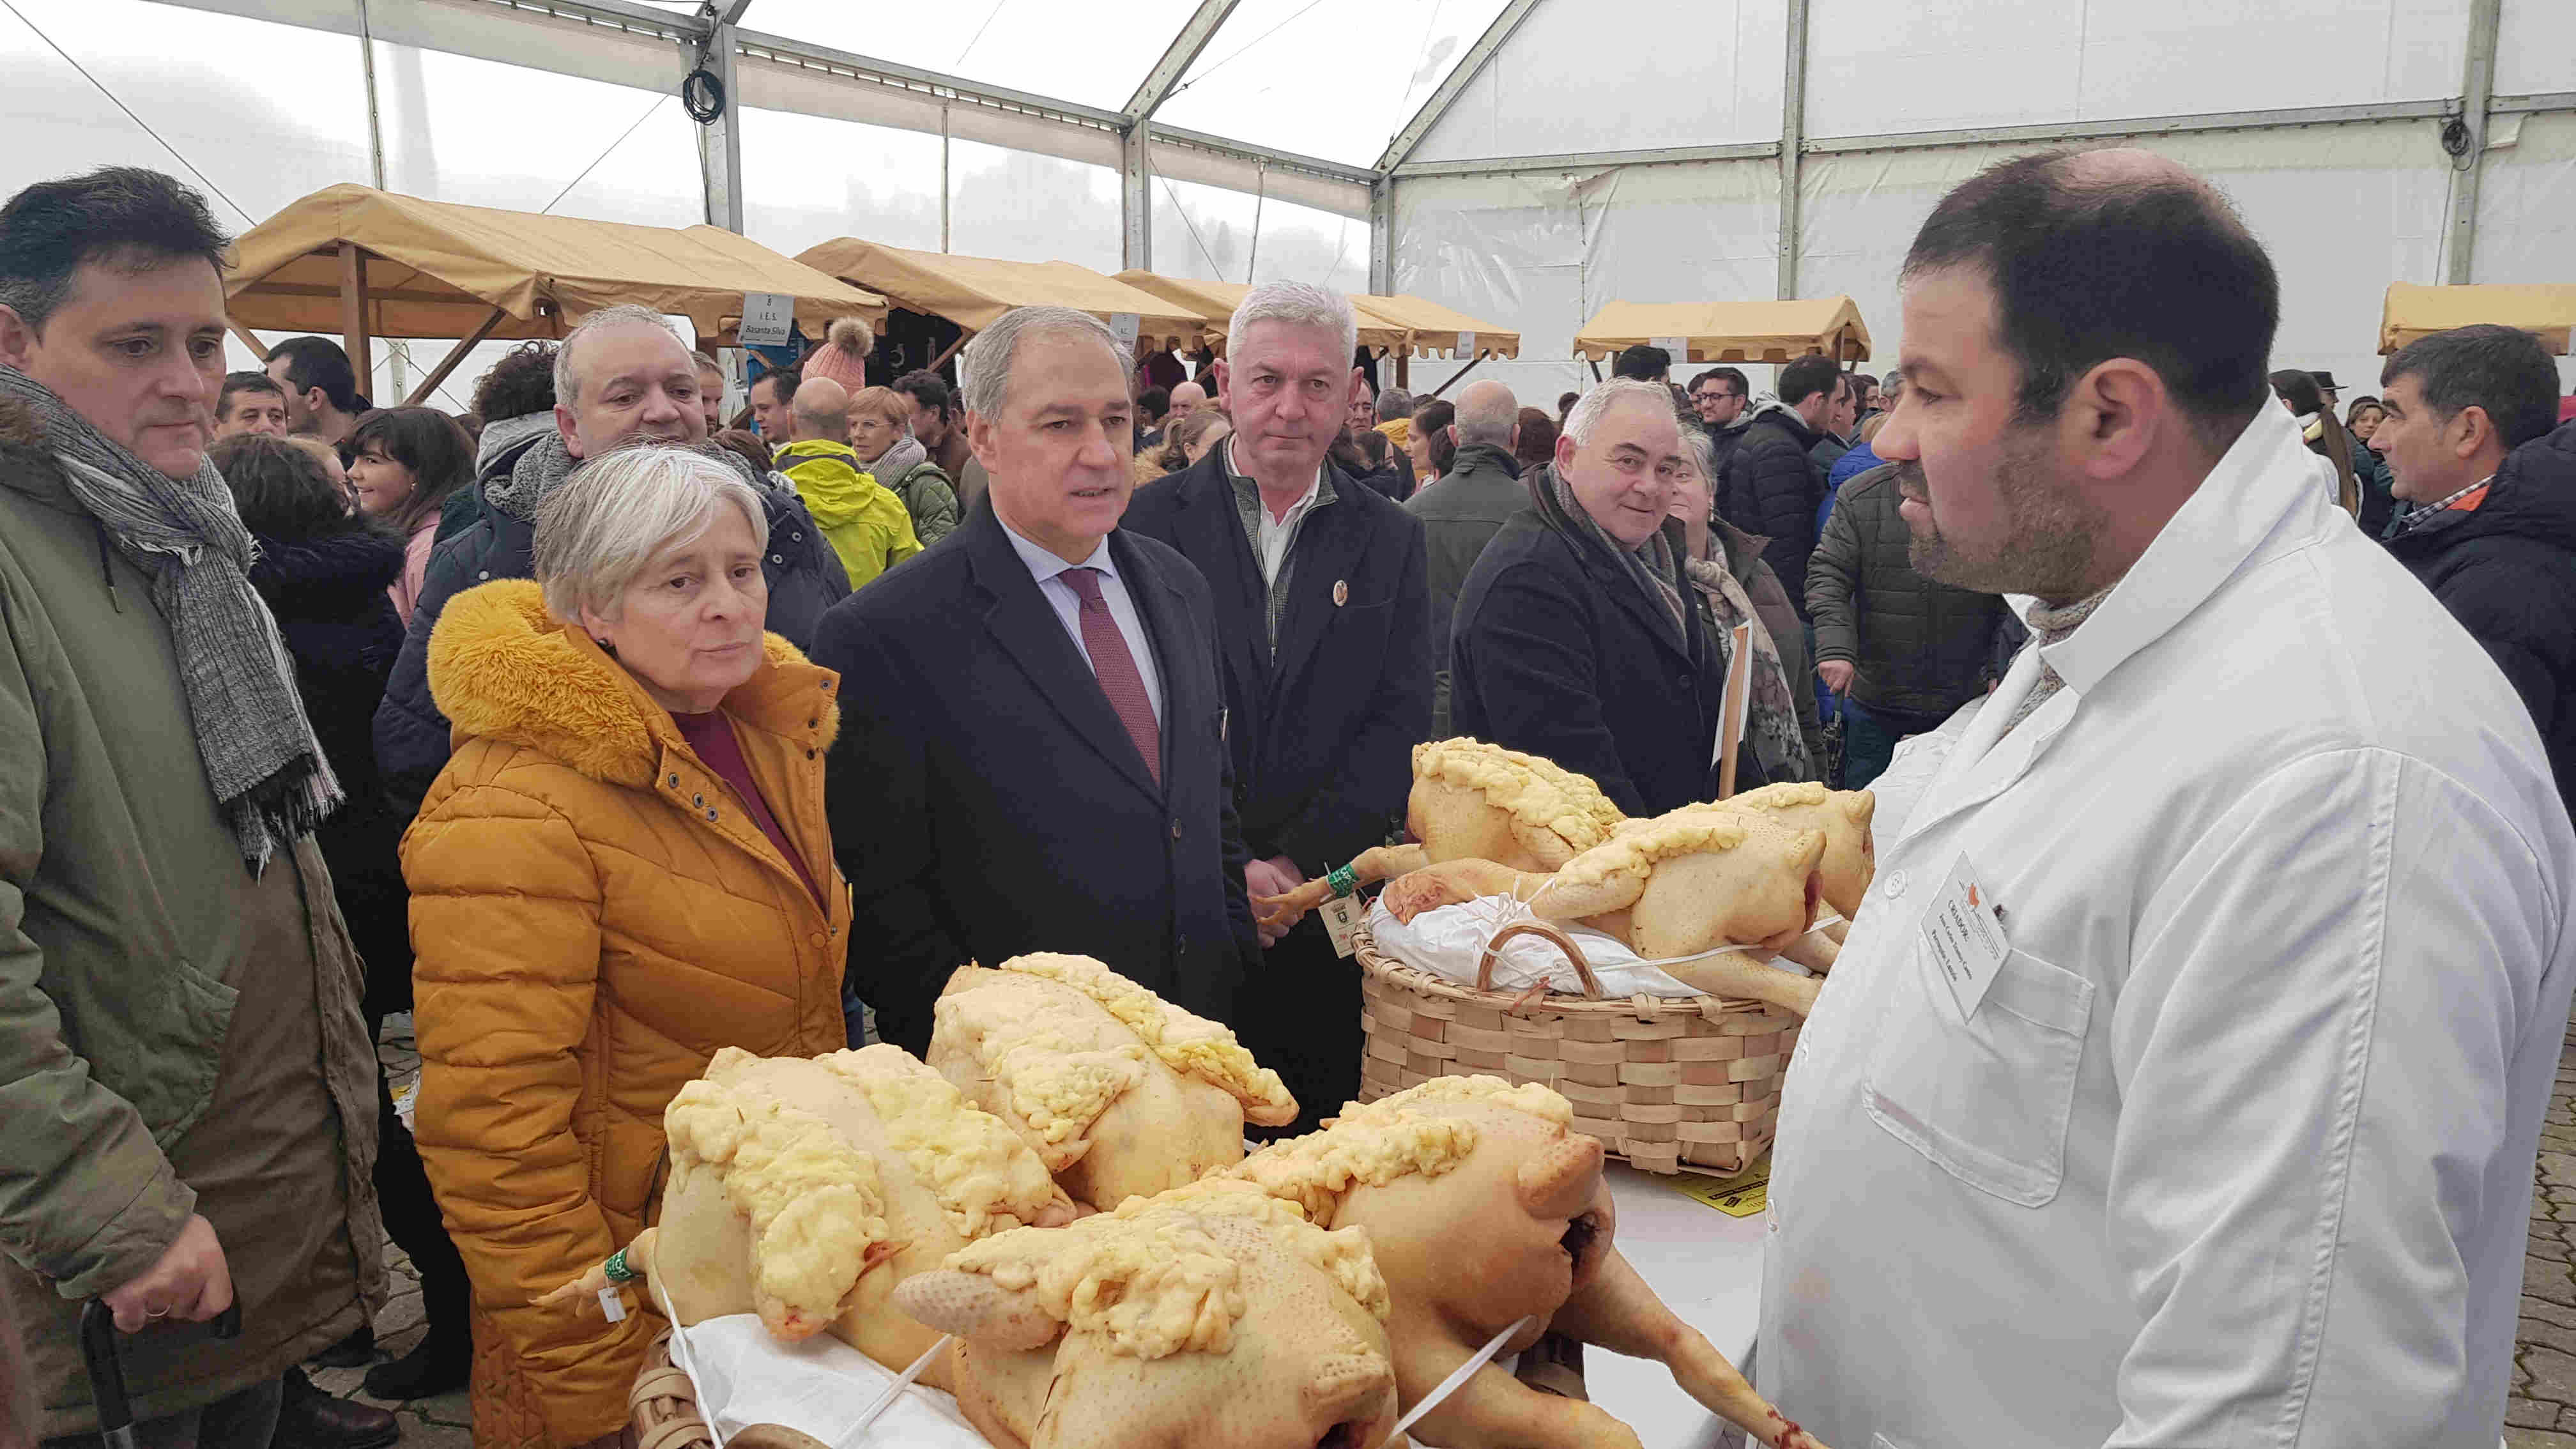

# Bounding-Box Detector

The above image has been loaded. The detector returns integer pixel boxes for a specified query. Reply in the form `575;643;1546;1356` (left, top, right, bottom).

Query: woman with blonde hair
404;445;849;1449
845;383;959;544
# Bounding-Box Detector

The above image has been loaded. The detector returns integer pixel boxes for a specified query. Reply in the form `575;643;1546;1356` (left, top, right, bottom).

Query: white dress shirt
1759;402;2576;1448
1229;438;1323;585
997;518;1164;726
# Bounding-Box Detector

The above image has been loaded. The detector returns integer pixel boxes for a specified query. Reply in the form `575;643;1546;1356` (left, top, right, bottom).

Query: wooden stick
925;330;972;374
1715;622;1752;799
226;321;270;362
1427;353;1486;399
402;307;510;407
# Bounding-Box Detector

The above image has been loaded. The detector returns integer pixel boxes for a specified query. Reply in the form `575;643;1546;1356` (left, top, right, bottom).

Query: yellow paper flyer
1661;1153;1771;1217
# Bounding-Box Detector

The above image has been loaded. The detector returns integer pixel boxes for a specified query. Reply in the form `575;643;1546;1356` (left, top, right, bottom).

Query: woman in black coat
208;434;473;1400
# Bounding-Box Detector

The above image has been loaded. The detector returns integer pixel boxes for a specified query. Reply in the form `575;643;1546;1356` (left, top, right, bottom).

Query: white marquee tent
5;0;2570;411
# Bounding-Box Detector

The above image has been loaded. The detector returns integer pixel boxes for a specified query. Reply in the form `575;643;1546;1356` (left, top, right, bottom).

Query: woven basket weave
1354;917;1800;1175
629;1333;714;1449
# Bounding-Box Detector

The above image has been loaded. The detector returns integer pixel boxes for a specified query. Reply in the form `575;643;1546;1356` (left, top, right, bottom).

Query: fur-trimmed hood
424;578;839;788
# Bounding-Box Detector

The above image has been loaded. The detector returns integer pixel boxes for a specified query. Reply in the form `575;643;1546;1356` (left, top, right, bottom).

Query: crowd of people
3;146;2573;1449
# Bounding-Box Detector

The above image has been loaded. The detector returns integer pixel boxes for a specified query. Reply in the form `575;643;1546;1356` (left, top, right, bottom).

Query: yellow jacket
404;579;850;1446
774;438;923;588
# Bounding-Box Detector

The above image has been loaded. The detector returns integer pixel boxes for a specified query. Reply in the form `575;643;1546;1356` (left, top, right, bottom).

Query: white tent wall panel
946;141;1123;273
2496;0;2576;98
1408;0;1786;165
160;0;691;96
1804;0;2473;138
0;0;373;226
1392;161;1781;401
1146;143;1371;222
1149;179;1372;296
735;52;1124;174
739;107;944;263
1799;121;2455;404
2470;112;2576;392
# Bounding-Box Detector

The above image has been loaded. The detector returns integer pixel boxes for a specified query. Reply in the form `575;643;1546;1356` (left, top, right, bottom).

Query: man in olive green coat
0;168;385;1447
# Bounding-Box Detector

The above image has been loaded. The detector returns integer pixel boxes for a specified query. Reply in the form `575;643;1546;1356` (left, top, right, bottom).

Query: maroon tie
1061;567;1162;785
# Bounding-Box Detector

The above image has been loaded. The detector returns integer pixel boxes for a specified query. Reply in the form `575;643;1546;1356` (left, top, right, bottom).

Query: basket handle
1477;920;1604;1000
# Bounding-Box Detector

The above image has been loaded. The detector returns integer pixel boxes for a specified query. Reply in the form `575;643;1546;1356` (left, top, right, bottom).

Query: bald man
1761;148;2576;1448
789;376;851;446
776;376;921;590
1403;378;1521;735
1166;378;1207;419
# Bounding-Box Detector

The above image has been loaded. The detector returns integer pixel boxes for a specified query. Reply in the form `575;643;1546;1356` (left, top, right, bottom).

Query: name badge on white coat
1917;853;2008;1020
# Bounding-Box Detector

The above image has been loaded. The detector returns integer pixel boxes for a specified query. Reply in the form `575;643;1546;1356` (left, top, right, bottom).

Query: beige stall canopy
2380;282;2576;355
1575;298;1872;364
1351;294;1521;360
1113;271;1412;358
225;183;888;404
798;241;1213;351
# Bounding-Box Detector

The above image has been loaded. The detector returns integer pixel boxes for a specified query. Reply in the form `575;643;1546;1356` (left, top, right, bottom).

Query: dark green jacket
0;398;384;1436
1805;462;2010;719
1403;443;1524;737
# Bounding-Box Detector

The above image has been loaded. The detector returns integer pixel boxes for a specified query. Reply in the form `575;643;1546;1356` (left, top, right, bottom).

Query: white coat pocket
1863;942;2094;1207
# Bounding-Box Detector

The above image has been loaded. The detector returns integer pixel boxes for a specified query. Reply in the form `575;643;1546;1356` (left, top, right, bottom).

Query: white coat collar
1896;403;2320;849
2037;402;2317;699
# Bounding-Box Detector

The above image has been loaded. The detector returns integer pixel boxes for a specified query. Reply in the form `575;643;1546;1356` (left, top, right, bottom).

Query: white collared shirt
1227;438;1322;585
1760;403;2576;1448
997;518;1164;725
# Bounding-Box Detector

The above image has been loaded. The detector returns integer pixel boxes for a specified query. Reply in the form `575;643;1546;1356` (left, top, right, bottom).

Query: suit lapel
1172;464;1268;706
1583;544;1694;664
963;512;1163;802
1269;486;1368;699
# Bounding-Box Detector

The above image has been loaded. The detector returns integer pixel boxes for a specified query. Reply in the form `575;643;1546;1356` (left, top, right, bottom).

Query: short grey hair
960;306;1127;421
1679;423;1717;482
1374;387;1414;424
1229;281;1358;373
555;304;689;408
1563;379;1682;448
533;444;769;622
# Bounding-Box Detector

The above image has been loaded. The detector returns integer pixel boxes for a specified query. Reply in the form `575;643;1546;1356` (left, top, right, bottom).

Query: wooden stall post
337;245;373;398
403;306;510;407
226;322;270;362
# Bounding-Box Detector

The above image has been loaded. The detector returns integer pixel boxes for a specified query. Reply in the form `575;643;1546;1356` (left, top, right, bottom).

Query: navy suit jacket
1120;450;1432;873
813;502;1257;1053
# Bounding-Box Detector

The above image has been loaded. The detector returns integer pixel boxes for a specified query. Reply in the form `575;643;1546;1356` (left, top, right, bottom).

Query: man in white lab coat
1759;148;2576;1448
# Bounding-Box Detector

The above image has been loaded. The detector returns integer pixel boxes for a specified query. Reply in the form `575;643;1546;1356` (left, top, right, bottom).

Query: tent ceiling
226;183;887;342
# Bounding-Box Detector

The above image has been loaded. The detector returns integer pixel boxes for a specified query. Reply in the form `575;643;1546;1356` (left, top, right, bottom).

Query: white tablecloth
1585;1162;1768;1449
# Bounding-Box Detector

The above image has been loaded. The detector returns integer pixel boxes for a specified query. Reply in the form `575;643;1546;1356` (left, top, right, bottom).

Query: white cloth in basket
673;1315;989;1449
1366;895;1818;998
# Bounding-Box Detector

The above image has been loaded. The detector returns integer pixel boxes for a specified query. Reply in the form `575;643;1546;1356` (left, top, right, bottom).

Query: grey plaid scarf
486;430;772;525
1530;462;1690;640
0;366;339;872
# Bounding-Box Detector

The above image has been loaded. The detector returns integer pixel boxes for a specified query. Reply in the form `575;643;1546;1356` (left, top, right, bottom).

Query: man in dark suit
814;307;1260;1054
1123;281;1432;1128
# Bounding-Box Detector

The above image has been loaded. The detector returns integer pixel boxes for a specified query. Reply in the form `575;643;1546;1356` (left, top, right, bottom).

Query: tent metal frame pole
1368;178;1395;296
1426;354;1484;398
1375;0;1545;174
1121;126;1148;270
696;8;746;233
942;106;955;253
2443;0;2501;284
402;307;510;406
1388;94;2576;180
1776;0;1809;300
1123;0;1237;124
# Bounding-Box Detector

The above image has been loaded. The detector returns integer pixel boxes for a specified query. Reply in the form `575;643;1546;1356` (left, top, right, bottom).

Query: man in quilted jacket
1717;353;1841;621
1805;458;2011;785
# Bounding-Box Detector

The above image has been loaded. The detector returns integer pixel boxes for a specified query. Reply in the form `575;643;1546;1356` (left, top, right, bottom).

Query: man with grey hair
1404;378;1522;735
815;305;1258;1054
1452;378;1733;813
1122;280;1430;1130
375;303;849;808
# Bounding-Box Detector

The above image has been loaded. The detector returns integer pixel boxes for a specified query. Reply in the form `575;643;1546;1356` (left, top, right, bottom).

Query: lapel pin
1333;579;1349;607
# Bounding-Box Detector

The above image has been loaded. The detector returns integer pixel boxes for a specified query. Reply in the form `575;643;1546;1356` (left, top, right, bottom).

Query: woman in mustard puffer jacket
402;447;849;1449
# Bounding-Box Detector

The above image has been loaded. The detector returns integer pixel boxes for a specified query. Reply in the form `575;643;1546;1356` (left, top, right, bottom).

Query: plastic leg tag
598;1287;627;1323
